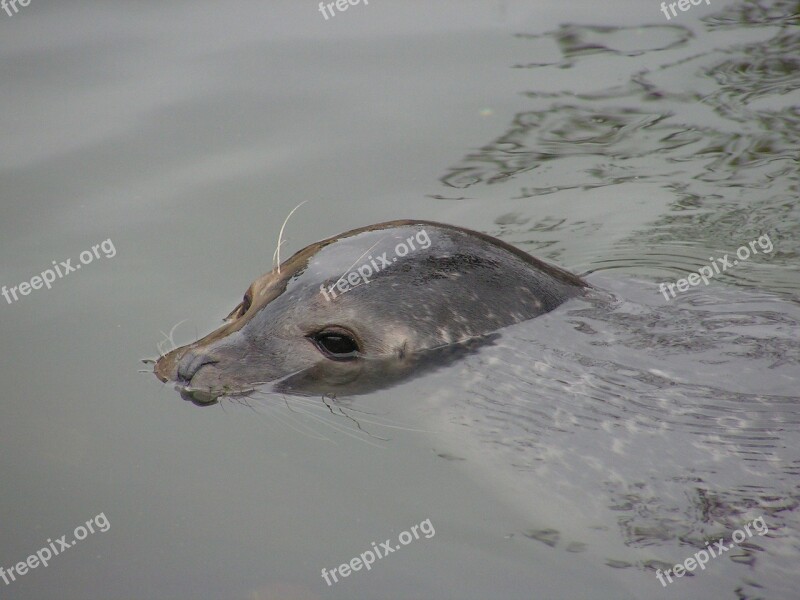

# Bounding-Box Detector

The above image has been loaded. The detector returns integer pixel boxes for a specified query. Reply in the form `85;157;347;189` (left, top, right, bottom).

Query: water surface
1;1;798;598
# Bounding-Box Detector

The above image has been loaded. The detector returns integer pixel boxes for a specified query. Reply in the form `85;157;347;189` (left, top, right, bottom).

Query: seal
154;220;587;402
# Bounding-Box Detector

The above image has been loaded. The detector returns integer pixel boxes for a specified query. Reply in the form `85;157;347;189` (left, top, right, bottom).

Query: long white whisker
336;417;435;433
156;319;190;358
278;397;337;439
275;410;332;441
236;391;333;440
291;405;388;448
273;201;308;274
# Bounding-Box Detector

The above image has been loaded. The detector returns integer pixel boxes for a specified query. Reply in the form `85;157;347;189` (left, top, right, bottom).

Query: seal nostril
176;349;218;384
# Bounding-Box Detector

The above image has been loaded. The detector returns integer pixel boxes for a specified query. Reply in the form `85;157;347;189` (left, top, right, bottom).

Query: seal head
154;220;586;402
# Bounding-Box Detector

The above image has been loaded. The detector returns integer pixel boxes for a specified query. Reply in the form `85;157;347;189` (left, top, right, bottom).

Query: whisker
225;390;334;440
156;318;190;358
273;201;308;274
245;387;433;434
271;408;333;441
291;403;388;448
335;416;435;434
322;396;390;441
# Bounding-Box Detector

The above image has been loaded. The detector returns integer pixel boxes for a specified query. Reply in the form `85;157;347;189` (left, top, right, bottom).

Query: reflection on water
425;274;800;598
438;1;799;295
166;2;798;597
2;0;798;598
410;2;800;598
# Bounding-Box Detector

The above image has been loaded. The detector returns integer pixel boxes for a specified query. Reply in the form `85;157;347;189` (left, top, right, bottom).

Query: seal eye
310;328;360;360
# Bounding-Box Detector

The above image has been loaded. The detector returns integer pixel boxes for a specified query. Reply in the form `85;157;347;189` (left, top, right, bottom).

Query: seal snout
176;348;218;384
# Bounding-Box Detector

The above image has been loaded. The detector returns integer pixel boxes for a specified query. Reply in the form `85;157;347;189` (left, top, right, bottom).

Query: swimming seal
154;220;586;402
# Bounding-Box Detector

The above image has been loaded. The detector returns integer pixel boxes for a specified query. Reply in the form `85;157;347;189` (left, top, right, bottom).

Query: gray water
1;1;798;599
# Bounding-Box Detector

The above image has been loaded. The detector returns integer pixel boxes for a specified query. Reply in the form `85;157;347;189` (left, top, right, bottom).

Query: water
1;1;798;598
